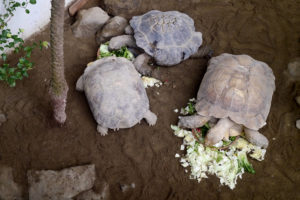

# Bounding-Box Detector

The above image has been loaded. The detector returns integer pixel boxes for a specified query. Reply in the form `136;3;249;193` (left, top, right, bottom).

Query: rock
96;16;128;44
28;164;96;200
0;113;6;126
0;165;23;200
103;0;141;18
108;35;137;50
120;183;135;193
75;183;109;200
297;119;300;130
287;57;300;79
124;25;134;35
71;7;110;38
102;0;192;19
295;96;300;106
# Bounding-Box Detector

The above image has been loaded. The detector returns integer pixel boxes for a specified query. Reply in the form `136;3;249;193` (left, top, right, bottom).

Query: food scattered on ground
141;76;162;88
180;98;196;115
171;100;266;189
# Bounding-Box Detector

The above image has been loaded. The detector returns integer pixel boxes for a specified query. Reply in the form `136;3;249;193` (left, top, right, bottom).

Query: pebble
295;96;300;106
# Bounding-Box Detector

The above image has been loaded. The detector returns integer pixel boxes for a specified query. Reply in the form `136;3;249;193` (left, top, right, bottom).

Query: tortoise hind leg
244;128;269;148
97;125;108;136
178;115;211;129
144;110;157;126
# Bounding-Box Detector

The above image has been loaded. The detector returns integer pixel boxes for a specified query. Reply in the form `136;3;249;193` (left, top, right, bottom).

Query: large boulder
71;7;110;38
0;165;23;200
75;183;109;200
96;16;128;44
102;0;192;19
27;164;96;200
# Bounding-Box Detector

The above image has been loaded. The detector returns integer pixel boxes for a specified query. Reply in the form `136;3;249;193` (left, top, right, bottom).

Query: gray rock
75;183;109;200
71;7;110;38
295;96;300;106
297;119;300;130
108;35;137;50
0;113;6;126
96;16;128;44
28;164;96;200
120;183;135;193
287;57;300;79
0;165;23;200
124;25;134;35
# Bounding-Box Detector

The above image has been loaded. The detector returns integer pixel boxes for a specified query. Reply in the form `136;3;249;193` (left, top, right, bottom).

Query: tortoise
129;10;204;67
76;57;157;135
178;53;275;148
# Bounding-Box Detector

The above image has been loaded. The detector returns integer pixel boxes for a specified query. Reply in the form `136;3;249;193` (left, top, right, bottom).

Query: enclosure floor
0;0;299;199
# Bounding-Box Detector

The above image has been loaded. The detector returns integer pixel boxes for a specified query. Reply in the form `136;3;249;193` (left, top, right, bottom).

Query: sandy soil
0;0;299;199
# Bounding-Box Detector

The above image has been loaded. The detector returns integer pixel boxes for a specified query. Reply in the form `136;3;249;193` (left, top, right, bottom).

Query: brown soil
1;0;300;199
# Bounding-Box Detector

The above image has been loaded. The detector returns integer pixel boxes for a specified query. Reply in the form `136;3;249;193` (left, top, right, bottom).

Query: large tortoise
76;57;157;135
178;53;275;148
130;10;204;67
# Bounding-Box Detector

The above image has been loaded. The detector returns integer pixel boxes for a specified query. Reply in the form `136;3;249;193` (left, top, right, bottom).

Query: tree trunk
49;0;69;124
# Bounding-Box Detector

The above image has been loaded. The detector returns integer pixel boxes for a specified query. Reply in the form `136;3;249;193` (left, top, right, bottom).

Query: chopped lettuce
171;124;265;190
237;151;255;174
180;99;196;115
98;43;134;61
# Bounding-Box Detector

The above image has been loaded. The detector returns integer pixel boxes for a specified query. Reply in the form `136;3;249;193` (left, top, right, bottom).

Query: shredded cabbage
171;125;266;189
98;43;134;61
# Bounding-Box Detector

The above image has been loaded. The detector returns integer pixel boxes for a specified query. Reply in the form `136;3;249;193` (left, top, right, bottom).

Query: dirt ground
0;0;300;199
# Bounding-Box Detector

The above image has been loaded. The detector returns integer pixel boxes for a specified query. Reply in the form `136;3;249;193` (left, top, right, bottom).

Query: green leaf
1;53;7;61
30;0;37;4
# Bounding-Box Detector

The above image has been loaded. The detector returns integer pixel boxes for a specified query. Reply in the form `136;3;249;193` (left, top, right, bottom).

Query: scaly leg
144;110;157;126
244;128;269;148
97;125;108;136
178;115;211;129
205;118;235;146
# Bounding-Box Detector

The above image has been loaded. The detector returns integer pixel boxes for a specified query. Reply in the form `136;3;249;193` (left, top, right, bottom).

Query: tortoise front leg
178;114;211;129
205;117;235;146
244;128;269;148
97;125;108;136
133;53;154;76
144;110;157;126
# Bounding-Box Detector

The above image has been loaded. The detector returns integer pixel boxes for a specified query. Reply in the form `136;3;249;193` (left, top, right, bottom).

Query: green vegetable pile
98;43;134;61
172;97;266;189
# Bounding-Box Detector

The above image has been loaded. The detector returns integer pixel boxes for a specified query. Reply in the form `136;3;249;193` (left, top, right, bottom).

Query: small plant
0;0;48;87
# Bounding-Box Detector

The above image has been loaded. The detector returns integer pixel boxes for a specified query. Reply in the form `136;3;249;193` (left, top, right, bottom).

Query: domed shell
196;53;275;130
82;57;149;129
130;10;202;66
